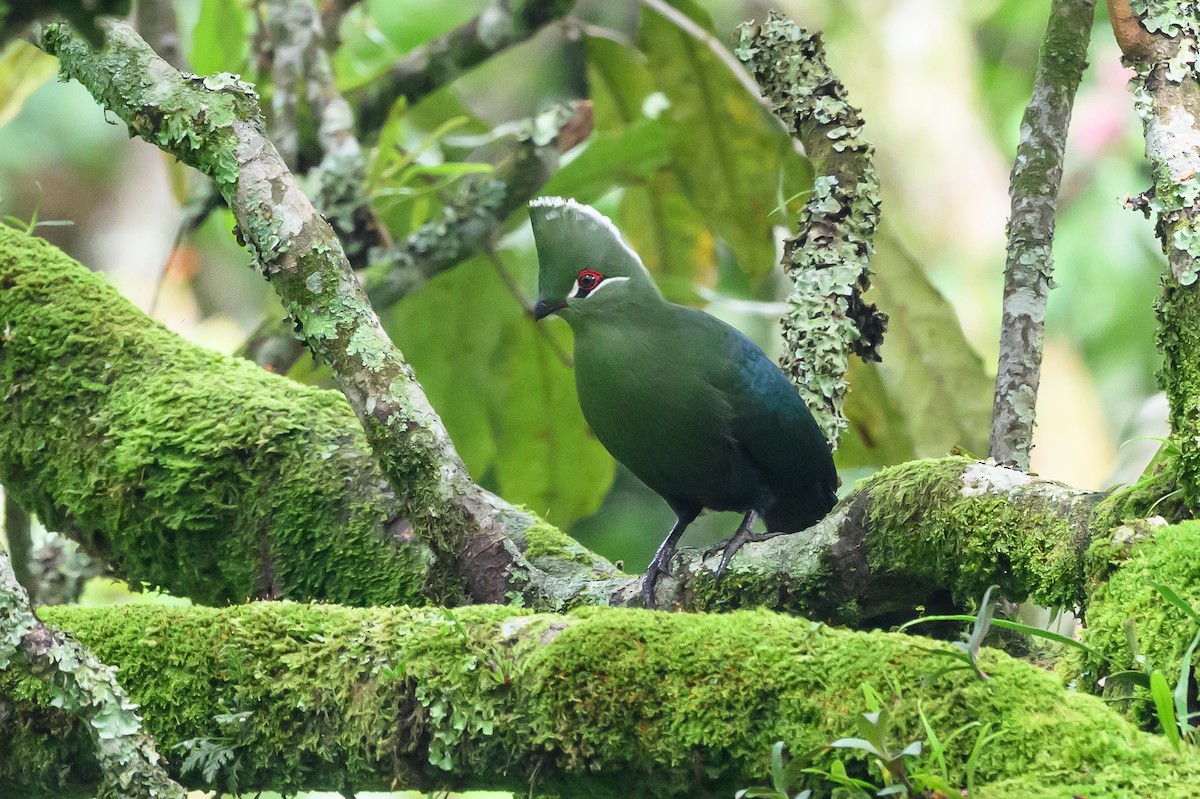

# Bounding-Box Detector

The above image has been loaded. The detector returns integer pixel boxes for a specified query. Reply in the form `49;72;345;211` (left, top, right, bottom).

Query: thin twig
988;0;1096;470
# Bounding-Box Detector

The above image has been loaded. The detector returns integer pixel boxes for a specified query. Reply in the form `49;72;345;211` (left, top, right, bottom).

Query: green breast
570;305;763;515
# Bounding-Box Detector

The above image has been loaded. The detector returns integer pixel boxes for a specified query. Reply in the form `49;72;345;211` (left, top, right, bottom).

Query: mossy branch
0;551;185;799
0;230;1151;618
990;0;1097;471
35;19;559;603
1108;1;1200;511
735;13;887;449
4;601;1200;798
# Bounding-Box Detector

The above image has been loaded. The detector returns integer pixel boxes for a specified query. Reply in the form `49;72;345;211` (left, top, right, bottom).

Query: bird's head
529;196;660;324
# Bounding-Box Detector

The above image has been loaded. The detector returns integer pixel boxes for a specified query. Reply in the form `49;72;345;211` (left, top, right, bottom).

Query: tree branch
1108;0;1200;510
0;551;185;799
3;601;1198;798
989;0;1096;471
734;14;887;448
0;228;1153;617
36;20;556;603
348;0;577;137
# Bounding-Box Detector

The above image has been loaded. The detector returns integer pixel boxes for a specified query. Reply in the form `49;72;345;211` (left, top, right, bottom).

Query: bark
3;601;1199;799
989;0;1096;470
1108;0;1200;511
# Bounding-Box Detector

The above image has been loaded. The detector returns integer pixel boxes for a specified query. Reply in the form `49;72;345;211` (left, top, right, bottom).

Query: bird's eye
577;269;603;292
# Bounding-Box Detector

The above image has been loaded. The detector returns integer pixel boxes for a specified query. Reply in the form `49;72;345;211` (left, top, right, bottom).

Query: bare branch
989;0;1097;471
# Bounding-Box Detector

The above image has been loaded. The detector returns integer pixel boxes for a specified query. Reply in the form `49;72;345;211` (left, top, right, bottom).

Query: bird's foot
702;512;788;578
642;547;673;608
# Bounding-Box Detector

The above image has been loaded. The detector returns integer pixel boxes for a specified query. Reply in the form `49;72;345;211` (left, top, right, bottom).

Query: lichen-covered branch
735;13;886;448
36;20;556;603
3;602;1199;799
989;0;1096;471
264;0;379;269
1109;1;1200;510
242;102;592;374
0;551;185;799
348;0;576;137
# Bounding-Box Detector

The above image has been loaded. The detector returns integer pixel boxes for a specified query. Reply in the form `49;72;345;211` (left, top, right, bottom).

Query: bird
528;196;839;607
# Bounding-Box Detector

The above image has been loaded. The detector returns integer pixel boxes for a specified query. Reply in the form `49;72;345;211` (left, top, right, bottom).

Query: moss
865;457;1086;609
1076;522;1200;717
6;603;1200;797
523;517;592;565
0;223;431;607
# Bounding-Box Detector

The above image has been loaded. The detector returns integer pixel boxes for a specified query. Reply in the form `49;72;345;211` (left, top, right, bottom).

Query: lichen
734;14;885;448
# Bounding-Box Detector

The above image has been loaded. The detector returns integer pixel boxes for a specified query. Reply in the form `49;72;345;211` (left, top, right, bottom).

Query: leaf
542;117;670;203
869;229;993;456
1154;584;1200;623
618;177;716;303
0;42;57;130
638;2;787;291
388;252;613;524
1150;670;1181;751
586;34;657;131
191;0;247;75
838;358;916;469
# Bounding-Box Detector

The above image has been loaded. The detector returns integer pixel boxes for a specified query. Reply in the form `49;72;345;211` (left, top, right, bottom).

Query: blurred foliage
0;0;1169;576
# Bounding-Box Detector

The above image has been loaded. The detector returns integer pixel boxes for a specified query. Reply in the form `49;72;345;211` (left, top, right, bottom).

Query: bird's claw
706;529;789;579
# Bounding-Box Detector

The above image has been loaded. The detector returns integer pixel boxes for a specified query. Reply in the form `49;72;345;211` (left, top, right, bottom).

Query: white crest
530;196;643;264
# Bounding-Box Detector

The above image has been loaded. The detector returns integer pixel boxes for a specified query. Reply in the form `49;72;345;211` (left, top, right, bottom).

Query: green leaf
191;0;247;75
1154;583;1200;623
0;42;57;130
1150;670;1181;751
586;34;656;130
618;178;716;303
638;3;787;291
838;358;917;469
870;230;993;456
542;117;670;203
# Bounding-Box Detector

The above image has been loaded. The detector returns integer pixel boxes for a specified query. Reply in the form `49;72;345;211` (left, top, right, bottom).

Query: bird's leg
702;509;766;579
643;512;696;608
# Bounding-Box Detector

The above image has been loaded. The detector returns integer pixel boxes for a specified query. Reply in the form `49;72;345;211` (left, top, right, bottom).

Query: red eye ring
577;269;603;291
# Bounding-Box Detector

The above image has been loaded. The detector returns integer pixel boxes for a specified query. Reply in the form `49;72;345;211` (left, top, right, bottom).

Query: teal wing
713;317;839;532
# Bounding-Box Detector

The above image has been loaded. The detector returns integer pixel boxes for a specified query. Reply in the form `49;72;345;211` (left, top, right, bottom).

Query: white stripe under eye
584;276;630;297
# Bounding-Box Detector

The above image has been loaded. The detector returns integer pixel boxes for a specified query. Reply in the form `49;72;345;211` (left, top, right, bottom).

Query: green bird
529;197;838;606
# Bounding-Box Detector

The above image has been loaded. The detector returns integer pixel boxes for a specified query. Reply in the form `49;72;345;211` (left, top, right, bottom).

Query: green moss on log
1077;521;1200;722
865;458;1087;609
0;225;431;605
2;603;1199;797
